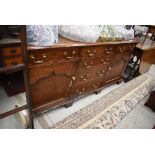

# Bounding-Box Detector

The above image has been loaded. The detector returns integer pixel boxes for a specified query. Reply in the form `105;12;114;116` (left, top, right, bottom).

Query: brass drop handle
30;54;46;64
105;48;112;54
101;59;107;65
97;71;104;76
119;47;126;53
83;61;93;68
83;62;89;68
87;50;96;57
80;74;89;81
88;53;95;57
64;51;76;59
76;88;85;95
106;51;112;54
93;83;99;88
129;45;135;50
104;48;112;54
106;67;112;75
120;50;125;53
97;71;103;76
80;75;86;81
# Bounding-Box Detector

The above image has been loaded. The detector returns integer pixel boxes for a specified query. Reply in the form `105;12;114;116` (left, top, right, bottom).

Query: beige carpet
46;74;154;129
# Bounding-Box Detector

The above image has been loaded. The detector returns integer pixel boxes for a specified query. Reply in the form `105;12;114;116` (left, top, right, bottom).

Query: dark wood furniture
0;25;22;68
0;26;34;128
123;47;143;82
0;39;22;67
26;36;137;115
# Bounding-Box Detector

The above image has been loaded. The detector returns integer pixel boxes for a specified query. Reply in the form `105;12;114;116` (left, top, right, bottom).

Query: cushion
59;25;101;43
26;25;58;46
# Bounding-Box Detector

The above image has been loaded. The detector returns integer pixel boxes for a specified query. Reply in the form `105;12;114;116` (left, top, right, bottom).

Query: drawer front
75;64;107;84
70;78;102;97
2;56;23;67
81;45;114;58
28;48;80;65
117;44;136;53
1;46;22;57
79;55;112;69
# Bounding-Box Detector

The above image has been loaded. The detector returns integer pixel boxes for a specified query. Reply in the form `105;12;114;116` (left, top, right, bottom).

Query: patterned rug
50;74;154;129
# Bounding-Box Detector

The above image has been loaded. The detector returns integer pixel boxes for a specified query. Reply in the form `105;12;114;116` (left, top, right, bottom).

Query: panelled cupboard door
104;50;131;84
28;61;77;114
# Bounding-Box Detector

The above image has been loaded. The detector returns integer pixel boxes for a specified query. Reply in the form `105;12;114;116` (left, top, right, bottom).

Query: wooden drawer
70;78;102;97
79;55;112;69
81;45;114;58
2;56;23;67
28;48;80;65
1;46;21;57
117;44;136;53
75;64;107;85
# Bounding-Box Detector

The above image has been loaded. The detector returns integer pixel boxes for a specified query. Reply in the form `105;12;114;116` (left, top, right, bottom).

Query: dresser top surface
27;36;137;51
